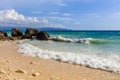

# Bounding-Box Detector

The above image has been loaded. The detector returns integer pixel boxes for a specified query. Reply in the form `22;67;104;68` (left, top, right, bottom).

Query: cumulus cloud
0;9;65;28
0;9;39;22
0;9;40;27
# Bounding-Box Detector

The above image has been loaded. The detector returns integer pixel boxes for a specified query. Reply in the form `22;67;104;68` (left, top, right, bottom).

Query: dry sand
0;41;120;80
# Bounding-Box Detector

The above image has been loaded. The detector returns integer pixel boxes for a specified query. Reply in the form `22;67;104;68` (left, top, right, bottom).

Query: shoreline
0;41;120;80
18;40;120;74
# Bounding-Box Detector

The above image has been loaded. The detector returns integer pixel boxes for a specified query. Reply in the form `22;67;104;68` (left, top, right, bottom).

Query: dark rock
0;31;8;37
22;34;32;39
6;36;12;40
37;31;50;40
0;33;5;40
11;28;23;37
25;28;39;36
10;37;22;41
0;31;8;40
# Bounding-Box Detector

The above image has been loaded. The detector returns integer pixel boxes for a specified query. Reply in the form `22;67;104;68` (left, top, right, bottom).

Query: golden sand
0;41;120;80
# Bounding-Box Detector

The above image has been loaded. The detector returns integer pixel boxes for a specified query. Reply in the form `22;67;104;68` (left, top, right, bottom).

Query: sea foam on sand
18;42;120;74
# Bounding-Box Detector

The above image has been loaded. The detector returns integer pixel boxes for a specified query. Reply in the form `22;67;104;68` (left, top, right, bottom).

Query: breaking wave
50;35;108;44
18;42;120;74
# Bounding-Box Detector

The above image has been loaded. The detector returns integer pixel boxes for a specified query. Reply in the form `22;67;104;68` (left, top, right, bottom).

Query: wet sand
0;41;120;80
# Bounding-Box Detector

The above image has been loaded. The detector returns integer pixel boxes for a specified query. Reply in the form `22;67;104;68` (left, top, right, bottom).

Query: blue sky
0;0;120;30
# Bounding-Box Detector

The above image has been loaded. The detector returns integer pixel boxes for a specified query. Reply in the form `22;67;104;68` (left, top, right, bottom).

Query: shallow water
17;31;120;74
21;31;120;55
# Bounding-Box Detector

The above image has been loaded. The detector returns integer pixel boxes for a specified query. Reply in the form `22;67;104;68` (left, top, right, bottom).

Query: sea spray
50;35;107;44
18;42;120;74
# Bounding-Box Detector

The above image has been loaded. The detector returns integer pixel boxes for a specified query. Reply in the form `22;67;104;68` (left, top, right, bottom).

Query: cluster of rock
0;28;50;41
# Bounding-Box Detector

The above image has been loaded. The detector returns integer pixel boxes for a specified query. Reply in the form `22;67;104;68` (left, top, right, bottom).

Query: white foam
18;42;120;74
50;35;107;44
50;35;91;44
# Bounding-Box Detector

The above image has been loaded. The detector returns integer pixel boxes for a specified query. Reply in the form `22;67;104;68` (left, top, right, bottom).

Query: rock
0;31;8;37
37;31;50;40
25;28;39;36
32;72;40;77
11;28;23;37
22;34;32;39
10;37;22;41
0;33;5;40
14;78;16;80
6;60;11;63
5;36;11;40
30;61;35;64
0;31;8;40
15;69;26;74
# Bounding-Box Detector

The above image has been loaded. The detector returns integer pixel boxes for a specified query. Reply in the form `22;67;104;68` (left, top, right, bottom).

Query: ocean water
3;29;120;73
22;31;120;55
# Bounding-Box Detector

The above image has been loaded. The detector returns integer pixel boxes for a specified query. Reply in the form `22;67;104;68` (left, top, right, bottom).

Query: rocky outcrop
0;28;50;41
0;31;8;40
11;28;23;37
25;28;50;40
37;31;50;40
0;31;8;37
25;28;39;36
23;28;39;39
22;34;32;39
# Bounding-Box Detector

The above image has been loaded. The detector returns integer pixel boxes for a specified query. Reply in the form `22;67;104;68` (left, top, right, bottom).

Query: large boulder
37;31;50;40
25;28;39;36
22;34;32;39
0;31;8;40
11;28;23;37
0;33;5;40
0;31;8;37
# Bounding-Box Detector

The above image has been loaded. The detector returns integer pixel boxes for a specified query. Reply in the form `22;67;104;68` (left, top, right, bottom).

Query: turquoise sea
2;29;120;73
22;30;120;55
47;31;120;55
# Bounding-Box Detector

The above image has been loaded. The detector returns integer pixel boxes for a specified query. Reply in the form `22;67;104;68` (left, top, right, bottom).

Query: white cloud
40;19;48;24
49;12;60;15
46;0;67;7
63;13;72;16
32;11;43;14
111;12;120;17
96;12;120;19
0;9;40;27
0;9;39;22
86;13;101;18
0;9;65;28
41;22;64;28
45;17;73;21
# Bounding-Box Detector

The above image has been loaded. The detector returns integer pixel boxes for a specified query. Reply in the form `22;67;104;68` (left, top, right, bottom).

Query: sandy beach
0;41;120;80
